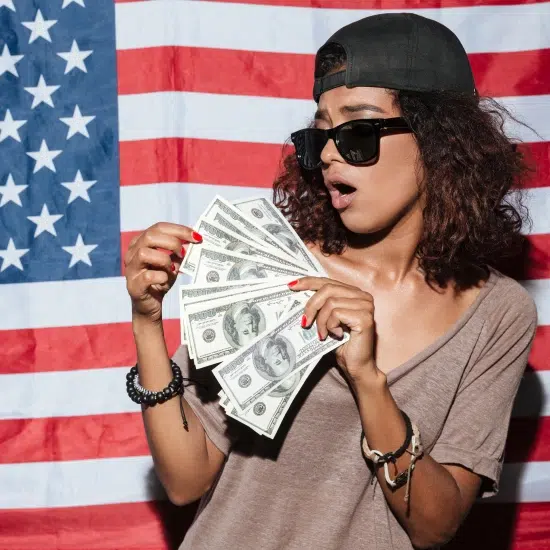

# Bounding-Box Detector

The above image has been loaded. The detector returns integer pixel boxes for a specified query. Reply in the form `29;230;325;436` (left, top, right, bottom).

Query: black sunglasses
290;117;412;171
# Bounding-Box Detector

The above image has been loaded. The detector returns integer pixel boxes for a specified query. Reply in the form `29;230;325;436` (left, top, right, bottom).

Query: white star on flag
0;238;29;272
21;9;57;44
0;44;24;77
62;234;97;267
0;109;26;142
24;75;60;109
27;204;63;237
0;0;16;11
62;0;85;7
61;170;96;204
26;139;62;173
0;174;27;207
57;40;92;74
60;105;95;139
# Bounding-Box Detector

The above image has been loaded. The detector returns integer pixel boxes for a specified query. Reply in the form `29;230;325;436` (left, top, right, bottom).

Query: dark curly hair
273;44;536;289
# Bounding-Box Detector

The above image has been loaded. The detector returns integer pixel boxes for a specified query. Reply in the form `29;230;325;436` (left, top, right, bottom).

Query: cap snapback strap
313;70;346;102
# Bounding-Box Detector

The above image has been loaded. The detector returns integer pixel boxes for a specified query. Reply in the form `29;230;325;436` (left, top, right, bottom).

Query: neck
342;204;425;287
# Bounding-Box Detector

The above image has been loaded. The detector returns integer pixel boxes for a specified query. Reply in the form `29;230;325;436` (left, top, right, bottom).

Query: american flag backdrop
0;0;549;548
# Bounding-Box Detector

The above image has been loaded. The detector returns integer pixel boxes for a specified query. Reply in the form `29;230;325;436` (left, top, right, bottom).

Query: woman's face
265;344;290;377
316;85;424;236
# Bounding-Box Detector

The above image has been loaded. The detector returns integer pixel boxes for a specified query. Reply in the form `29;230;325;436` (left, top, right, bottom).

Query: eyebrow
314;103;387;120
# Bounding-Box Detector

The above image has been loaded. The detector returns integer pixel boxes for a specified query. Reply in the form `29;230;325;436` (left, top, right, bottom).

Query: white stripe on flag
120;183;271;233
0;362;548;421
0;456;163;509
115;1;550;55
1;271;549;331
118;92;549;144
490;462;550;503
0;454;546;508
120;183;550;238
1;367;139;419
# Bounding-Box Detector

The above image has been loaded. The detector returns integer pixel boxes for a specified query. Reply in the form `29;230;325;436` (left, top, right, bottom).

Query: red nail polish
301;315;307;328
192;231;203;243
181;245;186;257
171;263;176;272
288;280;298;287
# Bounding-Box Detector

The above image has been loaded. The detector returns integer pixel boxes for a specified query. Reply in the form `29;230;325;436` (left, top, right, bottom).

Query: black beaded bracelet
126;360;183;407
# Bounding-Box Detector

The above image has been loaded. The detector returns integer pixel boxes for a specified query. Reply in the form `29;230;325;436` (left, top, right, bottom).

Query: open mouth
333;182;356;195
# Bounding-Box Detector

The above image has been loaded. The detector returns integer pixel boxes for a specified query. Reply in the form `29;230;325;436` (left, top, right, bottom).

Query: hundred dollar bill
219;359;318;438
192;245;311;285
213;307;348;414
202;196;298;262
179;279;268;347
180;217;306;276
233;196;325;274
185;286;302;368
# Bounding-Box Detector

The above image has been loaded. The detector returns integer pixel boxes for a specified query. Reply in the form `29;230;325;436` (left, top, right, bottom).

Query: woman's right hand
124;222;202;324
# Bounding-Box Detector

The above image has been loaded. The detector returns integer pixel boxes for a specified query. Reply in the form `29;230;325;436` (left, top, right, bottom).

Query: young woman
124;13;538;550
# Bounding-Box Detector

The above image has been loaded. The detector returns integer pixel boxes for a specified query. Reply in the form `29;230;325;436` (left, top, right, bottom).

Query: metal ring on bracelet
126;359;183;406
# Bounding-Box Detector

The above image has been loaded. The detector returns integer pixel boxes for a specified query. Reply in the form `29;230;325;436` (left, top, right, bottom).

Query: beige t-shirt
173;268;537;550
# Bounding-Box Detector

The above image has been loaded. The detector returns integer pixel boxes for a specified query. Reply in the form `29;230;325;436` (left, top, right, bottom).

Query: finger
321;307;374;341
303;284;372;327
127;268;171;299
313;297;370;338
127;246;173;275
147;222;203;244
125;230;186;267
288;276;349;292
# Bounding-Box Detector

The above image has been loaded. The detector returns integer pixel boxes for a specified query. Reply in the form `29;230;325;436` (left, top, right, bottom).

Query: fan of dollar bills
179;195;349;438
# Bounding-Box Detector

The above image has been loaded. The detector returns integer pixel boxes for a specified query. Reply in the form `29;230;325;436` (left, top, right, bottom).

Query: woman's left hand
289;276;380;385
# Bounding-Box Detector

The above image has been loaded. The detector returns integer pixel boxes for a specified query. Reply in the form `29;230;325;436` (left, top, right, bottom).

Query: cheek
344;136;422;230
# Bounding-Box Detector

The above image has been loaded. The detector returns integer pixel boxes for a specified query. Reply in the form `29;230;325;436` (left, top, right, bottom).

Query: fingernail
318;330;323;340
192;231;203;243
288;280;298;288
301;315;307;328
171;263;176;272
181;245;186;257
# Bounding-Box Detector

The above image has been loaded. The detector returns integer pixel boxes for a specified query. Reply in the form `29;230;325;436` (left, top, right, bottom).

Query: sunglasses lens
338;122;377;163
291;129;326;170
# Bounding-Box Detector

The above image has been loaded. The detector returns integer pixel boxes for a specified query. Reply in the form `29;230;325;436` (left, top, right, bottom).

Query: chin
338;208;387;235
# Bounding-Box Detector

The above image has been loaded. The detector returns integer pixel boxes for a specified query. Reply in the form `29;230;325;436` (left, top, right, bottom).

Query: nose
319;136;345;166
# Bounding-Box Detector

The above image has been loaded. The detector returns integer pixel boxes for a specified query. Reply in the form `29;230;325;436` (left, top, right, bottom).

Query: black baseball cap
313;13;476;102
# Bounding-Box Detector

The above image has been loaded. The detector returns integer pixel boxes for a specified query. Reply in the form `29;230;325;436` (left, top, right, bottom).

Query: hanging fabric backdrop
0;0;549;548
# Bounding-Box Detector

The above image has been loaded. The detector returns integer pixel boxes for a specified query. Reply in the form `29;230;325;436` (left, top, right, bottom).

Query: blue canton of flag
0;0;119;283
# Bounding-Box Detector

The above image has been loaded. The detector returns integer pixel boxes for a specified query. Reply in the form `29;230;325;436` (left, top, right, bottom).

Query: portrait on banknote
227;260;269;281
263;224;300;255
252;335;296;381
223;302;266;349
225;241;254;255
268;372;301;397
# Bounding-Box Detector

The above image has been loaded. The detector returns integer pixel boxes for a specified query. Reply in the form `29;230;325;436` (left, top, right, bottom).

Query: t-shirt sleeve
429;285;537;497
171;344;234;456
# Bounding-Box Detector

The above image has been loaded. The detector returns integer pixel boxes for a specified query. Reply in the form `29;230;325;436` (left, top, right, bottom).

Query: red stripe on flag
119;138;287;188
0;413;148;464
198;0;549;8
0;409;547;465
447;502;550;550
0;500;197;550
119;138;548;189
0;319;181;375
117;46;550;99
